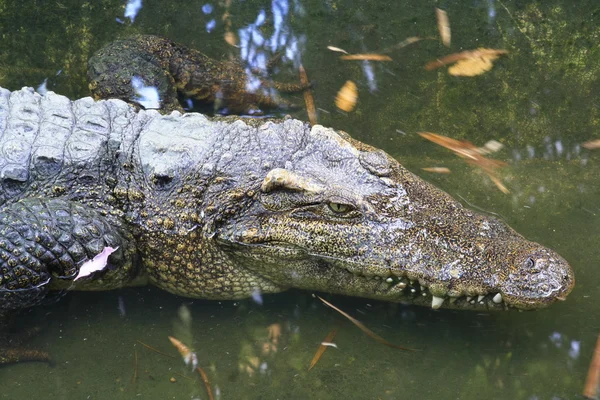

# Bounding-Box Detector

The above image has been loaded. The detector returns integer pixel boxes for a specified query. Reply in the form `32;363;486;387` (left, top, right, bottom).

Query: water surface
0;1;598;399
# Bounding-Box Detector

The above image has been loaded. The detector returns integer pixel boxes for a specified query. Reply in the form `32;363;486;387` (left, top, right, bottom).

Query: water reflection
124;0;143;22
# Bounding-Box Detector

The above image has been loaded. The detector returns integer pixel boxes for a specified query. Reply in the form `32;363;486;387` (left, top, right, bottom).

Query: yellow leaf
583;139;600;149
448;57;494;76
335;80;358;112
435;8;451;47
224;31;237;46
422;167;451;174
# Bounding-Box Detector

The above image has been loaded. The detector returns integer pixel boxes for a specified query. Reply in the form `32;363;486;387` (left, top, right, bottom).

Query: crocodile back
0;87;150;206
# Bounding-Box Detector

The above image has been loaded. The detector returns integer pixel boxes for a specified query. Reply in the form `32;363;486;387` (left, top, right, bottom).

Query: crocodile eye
328;202;352;213
525;257;535;268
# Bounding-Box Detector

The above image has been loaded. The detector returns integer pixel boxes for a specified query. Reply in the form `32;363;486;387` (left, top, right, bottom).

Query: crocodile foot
0;325;51;365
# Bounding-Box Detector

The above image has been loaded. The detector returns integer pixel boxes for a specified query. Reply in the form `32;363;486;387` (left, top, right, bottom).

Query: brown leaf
425;48;508;71
418;132;480;160
308;325;340;371
168;336;198;368
197;367;215;400
340;54;392;61
381;36;423;53
418;131;509;194
435;8;451;47
486;173;510;194
583;333;600;399
224;31;237;46
299;65;317;125
335;80;358;112
317;296;414;351
583;139;600;149
422;167;451;174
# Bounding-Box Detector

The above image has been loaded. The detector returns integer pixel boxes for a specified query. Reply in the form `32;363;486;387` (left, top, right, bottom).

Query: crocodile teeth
449;297;457;304
396;282;407;289
466;296;473;302
477;295;485;303
492;293;503;304
431;296;445;310
385;277;394;283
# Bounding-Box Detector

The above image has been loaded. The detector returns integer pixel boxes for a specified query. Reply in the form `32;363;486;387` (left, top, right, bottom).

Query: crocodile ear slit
260;168;325;194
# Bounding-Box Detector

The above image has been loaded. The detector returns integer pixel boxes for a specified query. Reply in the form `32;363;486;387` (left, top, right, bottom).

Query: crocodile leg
0;197;140;312
0;324;50;365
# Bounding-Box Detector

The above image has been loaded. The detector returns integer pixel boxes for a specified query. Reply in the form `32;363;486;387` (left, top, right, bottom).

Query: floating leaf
422;167;451;174
327;45;349;54
335;80;358;112
299;65;317;125
425;48;508;75
308;325;340;371
340;54;392;61
435;8;451;47
418;132;509;193
317;296;414;351
418;132;480;160
583;139;600;149
74;246;118;281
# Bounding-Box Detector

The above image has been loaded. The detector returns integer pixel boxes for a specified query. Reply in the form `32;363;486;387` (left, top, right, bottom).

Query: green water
1;0;599;398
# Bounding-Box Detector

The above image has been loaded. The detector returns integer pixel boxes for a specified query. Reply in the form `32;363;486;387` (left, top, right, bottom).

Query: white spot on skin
74;247;119;281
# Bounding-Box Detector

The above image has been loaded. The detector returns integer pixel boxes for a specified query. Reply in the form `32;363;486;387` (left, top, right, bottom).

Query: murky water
1;0;599;399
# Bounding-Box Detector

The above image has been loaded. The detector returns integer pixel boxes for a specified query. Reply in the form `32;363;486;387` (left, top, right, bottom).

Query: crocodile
87;35;308;114
0;86;574;322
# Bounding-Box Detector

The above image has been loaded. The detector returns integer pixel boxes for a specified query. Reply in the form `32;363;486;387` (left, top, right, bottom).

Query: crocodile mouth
338;267;512;311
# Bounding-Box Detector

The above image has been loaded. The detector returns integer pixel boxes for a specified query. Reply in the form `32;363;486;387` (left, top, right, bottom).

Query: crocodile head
217;125;574;311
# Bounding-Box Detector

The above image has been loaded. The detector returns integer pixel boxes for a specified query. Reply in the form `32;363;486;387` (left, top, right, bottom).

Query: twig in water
317;296;415;351
132;349;138;384
136;340;175;358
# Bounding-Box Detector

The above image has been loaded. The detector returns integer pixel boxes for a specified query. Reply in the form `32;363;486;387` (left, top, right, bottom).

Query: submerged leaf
197;367;215;400
422;167;451;174
583;333;600;399
224;31;237;46
168;336;198;370
308;325;340;371
435;8;451;47
327;45;349;54
340;54;392;61
381;36;423;53
583;139;600;149
299;65;317;125
335;80;358;112
448;57;494;76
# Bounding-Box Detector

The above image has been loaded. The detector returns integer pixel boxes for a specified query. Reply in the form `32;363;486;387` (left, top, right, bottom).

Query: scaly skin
87;35;308;114
0;87;574;325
